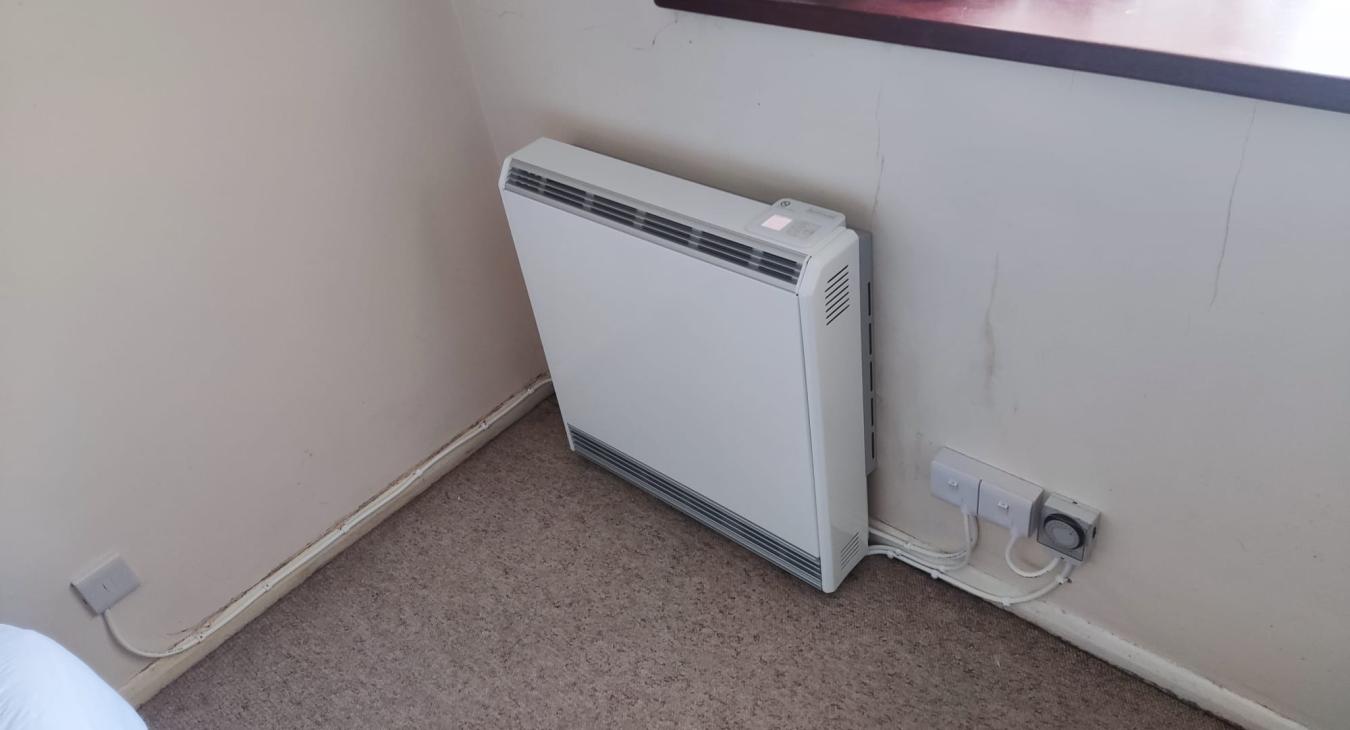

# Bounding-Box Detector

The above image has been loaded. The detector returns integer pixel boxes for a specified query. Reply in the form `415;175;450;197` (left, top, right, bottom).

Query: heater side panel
797;231;870;592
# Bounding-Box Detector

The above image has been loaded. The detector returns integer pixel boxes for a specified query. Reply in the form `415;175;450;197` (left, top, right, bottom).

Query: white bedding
0;625;145;730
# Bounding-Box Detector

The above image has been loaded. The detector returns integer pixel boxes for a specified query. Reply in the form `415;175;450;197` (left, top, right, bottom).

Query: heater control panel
747;199;846;252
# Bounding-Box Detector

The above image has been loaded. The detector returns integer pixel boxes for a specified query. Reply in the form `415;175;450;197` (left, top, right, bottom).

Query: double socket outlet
930;447;1099;562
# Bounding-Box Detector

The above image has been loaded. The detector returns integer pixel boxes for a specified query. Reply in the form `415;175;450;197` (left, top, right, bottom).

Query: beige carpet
142;399;1229;729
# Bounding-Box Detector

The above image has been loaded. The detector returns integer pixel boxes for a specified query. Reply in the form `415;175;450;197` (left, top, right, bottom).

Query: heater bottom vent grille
569;427;823;589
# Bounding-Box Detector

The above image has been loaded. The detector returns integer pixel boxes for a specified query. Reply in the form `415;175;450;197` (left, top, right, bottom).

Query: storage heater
500;139;873;592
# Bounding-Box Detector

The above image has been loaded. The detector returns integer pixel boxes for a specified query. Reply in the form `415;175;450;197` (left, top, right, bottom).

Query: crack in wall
869;155;886;226
869;73;886;228
983;253;1001;402
650;12;679;47
1210;103;1258;309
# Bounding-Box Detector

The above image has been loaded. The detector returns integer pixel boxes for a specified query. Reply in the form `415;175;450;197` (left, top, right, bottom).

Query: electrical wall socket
930;447;982;515
977;471;1045;538
72;554;140;614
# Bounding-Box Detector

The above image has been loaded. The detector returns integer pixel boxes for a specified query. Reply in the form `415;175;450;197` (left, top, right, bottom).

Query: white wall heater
499;139;874;592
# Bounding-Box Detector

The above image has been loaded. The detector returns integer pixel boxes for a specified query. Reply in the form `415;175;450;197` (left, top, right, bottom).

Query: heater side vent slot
825;265;850;325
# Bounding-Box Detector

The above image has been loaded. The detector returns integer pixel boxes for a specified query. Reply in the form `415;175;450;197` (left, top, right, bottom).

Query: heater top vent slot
506;164;804;289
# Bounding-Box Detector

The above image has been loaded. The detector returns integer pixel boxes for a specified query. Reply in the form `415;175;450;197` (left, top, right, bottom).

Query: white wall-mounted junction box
72;554;140;614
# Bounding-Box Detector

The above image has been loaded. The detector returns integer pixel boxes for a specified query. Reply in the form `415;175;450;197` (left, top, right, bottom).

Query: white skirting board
872;521;1303;730
118;376;554;707
1012;601;1304;730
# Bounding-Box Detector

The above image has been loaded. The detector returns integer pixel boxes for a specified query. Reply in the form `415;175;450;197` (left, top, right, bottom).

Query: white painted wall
0;1;544;687
453;3;1350;727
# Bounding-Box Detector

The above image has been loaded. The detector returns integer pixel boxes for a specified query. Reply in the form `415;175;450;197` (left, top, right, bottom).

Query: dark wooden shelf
655;0;1350;115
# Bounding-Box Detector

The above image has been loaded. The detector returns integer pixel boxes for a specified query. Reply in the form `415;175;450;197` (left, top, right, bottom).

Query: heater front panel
504;192;821;557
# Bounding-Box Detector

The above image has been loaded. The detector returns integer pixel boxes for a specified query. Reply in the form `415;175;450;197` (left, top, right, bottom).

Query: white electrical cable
867;527;964;559
869;518;977;569
103;610;213;659
868;543;1074;607
1004;534;1061;578
867;513;1074;606
868;515;978;574
102;375;553;660
868;514;977;563
943;514;976;572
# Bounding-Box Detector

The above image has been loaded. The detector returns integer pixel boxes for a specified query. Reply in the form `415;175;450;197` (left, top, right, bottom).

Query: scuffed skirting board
872;521;1305;730
1013;601;1305;730
118;376;554;707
